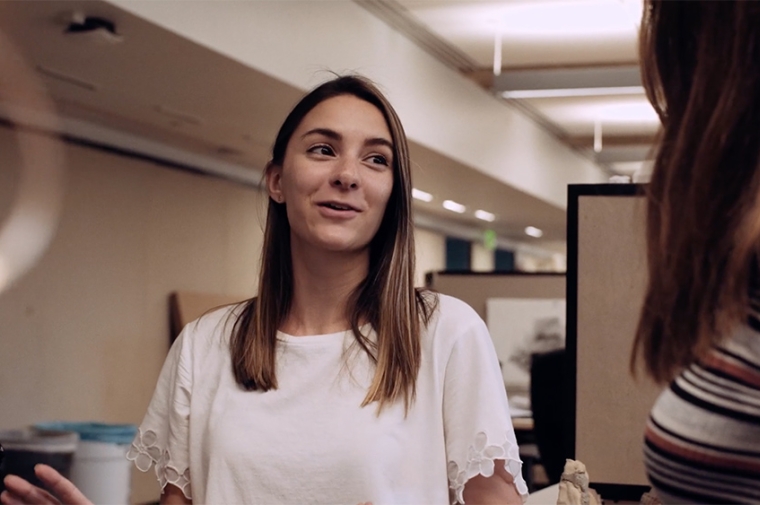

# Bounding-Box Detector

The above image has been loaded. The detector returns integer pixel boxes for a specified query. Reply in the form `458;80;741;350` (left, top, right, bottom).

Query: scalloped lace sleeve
126;330;193;500
443;317;529;504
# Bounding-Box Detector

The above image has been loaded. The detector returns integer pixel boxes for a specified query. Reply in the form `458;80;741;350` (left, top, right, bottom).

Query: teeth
327;203;350;210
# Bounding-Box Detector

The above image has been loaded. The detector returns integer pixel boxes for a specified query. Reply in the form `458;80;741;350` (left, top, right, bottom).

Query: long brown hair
632;0;760;383
231;75;437;410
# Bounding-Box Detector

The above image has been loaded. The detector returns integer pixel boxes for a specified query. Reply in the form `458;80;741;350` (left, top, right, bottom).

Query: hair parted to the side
631;0;760;383
231;75;438;411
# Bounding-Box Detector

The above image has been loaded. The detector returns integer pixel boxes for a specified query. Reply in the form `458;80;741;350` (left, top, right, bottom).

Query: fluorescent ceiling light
475;210;495;222
412;188;433;202
534;96;660;129
599;101;659;122
502;86;645;100
443;200;466;213
525;226;543;238
417;0;642;40
496;0;642;38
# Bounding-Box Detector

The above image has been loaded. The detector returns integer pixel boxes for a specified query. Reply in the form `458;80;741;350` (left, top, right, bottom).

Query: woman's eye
368;154;389;166
309;145;334;156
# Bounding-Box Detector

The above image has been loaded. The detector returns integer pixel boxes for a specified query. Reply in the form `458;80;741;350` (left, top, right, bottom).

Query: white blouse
127;294;528;504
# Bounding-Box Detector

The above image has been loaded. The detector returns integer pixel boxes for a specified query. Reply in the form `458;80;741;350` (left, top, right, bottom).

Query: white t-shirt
127;294;528;504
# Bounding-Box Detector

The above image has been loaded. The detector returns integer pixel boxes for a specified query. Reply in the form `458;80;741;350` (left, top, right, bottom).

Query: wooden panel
169;291;247;342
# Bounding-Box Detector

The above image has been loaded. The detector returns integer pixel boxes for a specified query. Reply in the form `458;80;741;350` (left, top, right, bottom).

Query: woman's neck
281;242;369;336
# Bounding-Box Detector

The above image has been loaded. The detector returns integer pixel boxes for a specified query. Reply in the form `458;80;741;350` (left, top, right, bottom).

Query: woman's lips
317;202;360;219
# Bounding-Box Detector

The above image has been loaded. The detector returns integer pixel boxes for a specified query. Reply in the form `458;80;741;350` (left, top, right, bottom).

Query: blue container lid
33;422;137;445
0;428;78;453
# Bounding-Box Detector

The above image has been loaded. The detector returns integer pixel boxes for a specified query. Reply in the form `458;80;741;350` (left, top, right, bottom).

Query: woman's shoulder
429;293;483;327
424;293;487;346
180;300;248;351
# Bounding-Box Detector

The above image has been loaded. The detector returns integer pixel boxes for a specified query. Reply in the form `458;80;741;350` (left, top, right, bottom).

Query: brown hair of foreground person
632;0;760;383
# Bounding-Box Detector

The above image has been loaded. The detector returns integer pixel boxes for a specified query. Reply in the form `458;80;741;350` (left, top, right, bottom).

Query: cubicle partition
426;271;565;321
426;271;565;393
566;184;663;500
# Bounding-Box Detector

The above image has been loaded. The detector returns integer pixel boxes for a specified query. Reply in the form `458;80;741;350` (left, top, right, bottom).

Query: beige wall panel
575;194;662;487
0;128;263;502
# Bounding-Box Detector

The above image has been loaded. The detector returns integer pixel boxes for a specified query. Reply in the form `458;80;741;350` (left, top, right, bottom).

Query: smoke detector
64;12;124;45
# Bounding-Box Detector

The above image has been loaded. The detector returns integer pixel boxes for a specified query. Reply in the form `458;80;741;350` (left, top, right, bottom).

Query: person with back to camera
1;75;527;505
632;1;760;503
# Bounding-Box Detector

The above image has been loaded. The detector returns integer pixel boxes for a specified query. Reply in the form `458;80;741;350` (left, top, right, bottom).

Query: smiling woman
0;75;527;505
267;95;395;258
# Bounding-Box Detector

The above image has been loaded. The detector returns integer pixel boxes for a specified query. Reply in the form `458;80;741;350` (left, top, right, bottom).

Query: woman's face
267;94;395;255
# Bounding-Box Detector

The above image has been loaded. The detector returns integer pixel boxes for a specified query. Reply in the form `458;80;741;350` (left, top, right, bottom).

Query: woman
632;1;760;503
1;76;526;504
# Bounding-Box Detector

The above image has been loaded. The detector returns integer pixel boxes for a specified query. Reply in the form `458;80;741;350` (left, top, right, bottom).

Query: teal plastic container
33;422;137;444
33;422;138;504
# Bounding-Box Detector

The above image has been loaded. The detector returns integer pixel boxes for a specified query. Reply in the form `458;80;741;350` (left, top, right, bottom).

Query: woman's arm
462;459;523;505
160;484;193;505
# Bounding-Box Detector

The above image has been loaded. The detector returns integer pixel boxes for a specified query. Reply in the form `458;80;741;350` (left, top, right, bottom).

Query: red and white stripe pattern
644;325;760;503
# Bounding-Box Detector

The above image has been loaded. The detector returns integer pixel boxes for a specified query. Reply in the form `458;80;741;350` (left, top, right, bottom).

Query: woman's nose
331;159;360;189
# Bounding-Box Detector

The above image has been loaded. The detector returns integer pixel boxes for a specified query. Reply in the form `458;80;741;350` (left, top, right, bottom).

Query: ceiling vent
64;12;123;45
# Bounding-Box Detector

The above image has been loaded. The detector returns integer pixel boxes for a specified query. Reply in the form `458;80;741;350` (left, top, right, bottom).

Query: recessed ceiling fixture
525;226;543;238
475;210;496;222
412;188;433;202
443;200;466;213
65;12;124;44
502;86;645;100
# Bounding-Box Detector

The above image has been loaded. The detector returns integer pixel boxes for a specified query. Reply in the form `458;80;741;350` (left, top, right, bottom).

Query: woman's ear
266;162;285;203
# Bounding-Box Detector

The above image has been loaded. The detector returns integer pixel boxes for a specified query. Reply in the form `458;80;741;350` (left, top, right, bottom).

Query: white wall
414;227;446;287
110;0;607;209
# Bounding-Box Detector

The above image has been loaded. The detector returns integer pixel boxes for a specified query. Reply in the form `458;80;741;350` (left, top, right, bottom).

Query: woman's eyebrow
301;128;341;141
301;128;393;150
365;137;394;151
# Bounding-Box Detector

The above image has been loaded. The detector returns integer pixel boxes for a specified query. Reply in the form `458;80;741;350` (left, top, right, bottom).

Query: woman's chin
312;236;371;255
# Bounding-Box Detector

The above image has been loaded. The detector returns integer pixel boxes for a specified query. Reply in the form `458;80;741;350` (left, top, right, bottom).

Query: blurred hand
1;464;92;505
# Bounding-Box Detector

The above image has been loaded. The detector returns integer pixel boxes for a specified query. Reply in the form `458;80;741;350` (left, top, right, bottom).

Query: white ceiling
0;0;662;256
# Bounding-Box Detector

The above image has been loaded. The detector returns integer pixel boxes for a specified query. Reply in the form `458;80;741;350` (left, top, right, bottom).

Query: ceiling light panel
399;0;641;67
525;226;544;238
412;188;434;202
475;210;495;222
405;0;642;38
442;200;466;213
501;0;642;38
524;95;660;136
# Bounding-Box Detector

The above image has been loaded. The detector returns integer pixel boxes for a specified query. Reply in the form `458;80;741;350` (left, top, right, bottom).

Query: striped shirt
644;322;760;504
